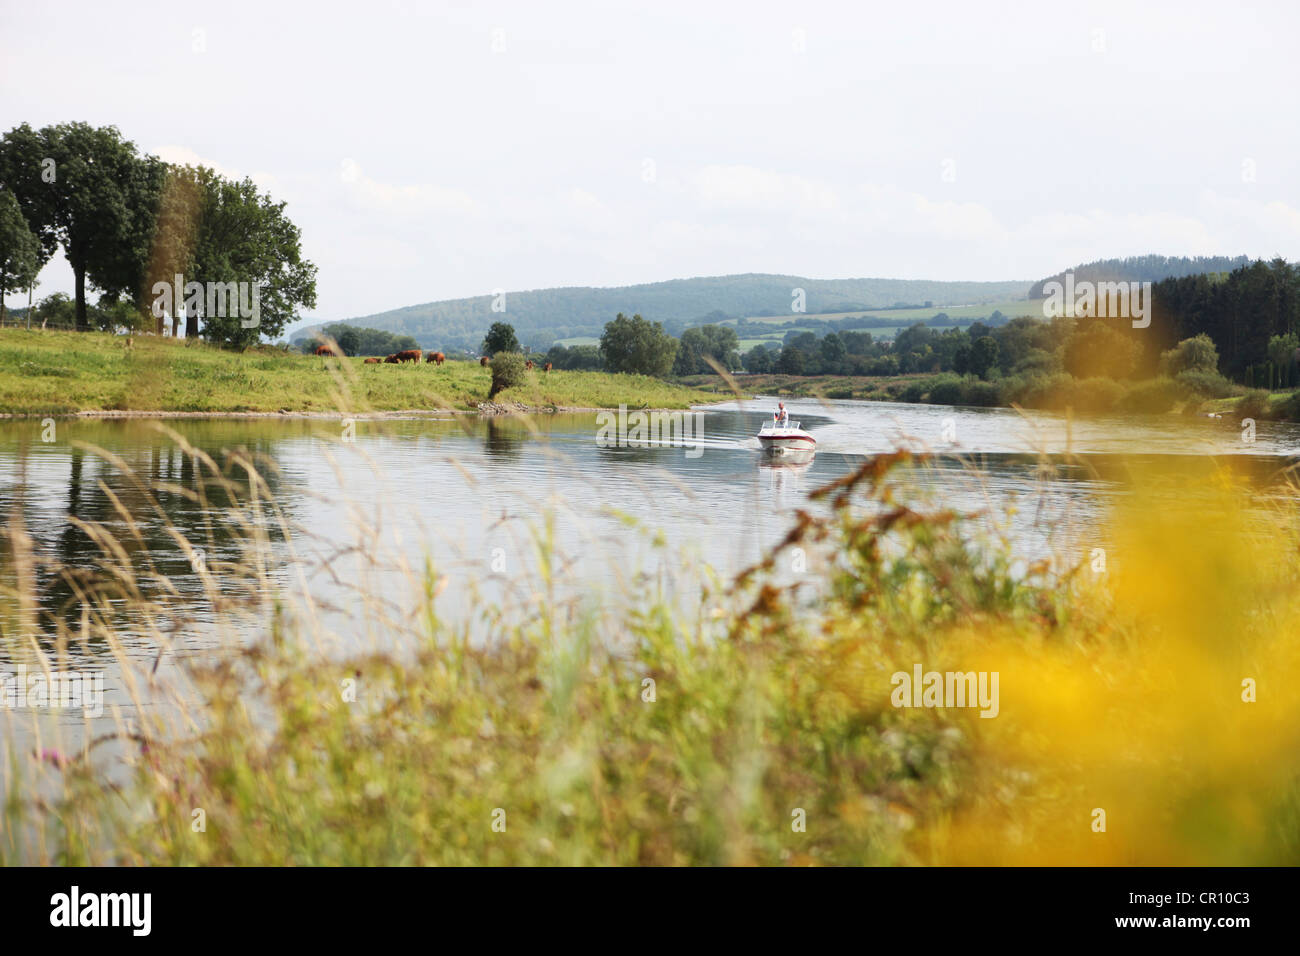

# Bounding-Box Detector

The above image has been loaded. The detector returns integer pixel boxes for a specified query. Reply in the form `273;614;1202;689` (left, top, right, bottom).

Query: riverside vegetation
1;421;1298;865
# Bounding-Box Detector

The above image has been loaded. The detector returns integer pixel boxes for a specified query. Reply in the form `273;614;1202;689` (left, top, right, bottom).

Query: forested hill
299;274;1033;352
1029;255;1252;299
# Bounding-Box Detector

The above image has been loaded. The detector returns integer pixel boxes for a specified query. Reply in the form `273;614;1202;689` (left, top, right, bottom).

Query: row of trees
0;122;316;348
304;323;419;356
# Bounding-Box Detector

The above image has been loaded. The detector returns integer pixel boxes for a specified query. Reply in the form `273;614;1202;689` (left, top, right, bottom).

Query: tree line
0;122;316;348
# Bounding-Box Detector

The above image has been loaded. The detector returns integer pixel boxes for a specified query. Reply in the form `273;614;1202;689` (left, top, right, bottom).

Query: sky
2;0;1298;333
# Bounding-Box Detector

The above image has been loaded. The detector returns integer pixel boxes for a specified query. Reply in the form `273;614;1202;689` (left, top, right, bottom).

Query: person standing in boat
774;402;789;426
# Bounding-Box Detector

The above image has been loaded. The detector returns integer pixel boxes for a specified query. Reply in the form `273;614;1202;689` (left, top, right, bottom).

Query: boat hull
758;434;817;458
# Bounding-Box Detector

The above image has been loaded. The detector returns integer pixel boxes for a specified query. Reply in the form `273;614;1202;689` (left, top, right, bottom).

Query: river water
0;396;1297;752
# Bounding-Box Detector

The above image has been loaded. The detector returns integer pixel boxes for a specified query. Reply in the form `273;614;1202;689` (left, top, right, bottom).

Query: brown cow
480;356;490;367
525;360;535;370
363;357;381;364
427;351;446;365
543;362;553;372
390;349;422;363
384;354;399;364
314;344;333;356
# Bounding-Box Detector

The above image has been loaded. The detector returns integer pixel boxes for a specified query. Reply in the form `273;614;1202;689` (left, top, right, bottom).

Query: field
732;297;1044;327
0;329;720;415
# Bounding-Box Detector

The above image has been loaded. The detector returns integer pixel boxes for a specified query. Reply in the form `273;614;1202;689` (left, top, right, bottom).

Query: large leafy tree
0;123;160;331
188;170;317;348
600;312;678;377
0;188;40;326
482;321;519;355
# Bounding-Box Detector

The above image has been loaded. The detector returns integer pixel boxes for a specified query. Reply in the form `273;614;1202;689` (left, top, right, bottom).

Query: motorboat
757;419;816;459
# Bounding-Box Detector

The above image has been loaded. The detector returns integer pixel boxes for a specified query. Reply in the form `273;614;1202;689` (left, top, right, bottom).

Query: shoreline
0;401;733;422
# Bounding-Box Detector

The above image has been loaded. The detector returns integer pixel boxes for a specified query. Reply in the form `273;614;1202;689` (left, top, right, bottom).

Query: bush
961;380;1003;407
923;374;965;406
1236;389;1271;421
1000;372;1073;410
1175;369;1237;399
1064;377;1126;413
1271;391;1300;422
1118;377;1185;414
488;352;527;398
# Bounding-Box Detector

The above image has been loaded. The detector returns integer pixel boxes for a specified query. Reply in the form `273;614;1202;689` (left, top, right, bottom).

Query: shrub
961;380;1003;407
1064;377;1126;413
923;374;965;406
1175;369;1237;399
1000;372;1073;410
1236;389;1271;421
1118;377;1185;414
1272;390;1300;422
488;352;527;398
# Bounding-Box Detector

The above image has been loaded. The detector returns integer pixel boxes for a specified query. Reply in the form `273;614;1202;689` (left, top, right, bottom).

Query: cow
363;357;381;364
384;354;399;364
314;344;333;356
525;360;535;370
543;363;553;372
480;356;490;367
427;351;446;365
391;349;422;363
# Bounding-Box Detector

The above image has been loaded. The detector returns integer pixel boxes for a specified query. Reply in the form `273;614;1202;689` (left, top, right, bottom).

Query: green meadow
0;329;719;415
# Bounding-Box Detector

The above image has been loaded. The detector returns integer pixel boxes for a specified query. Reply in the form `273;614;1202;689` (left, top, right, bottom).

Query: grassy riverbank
2;440;1298;865
0;329;719;415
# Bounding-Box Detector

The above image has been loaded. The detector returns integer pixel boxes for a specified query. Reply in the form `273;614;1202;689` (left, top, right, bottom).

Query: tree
0;188;40;327
1266;333;1297;388
673;324;741;375
743;345;774;373
776;344;806;375
1063;322;1140;380
482;321;519;356
189;171;317;349
968;335;1000;379
1;123;159;331
1160;333;1220;376
599;313;677;376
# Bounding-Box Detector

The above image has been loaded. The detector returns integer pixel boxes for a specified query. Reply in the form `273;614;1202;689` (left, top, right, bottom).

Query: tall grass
2;418;1298;865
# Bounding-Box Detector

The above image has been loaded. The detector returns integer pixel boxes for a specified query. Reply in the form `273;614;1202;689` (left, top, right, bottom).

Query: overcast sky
3;0;1297;330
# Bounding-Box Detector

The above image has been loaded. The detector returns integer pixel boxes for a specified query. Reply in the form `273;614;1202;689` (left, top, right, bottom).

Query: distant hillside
1029;255;1252;299
298;274;1034;352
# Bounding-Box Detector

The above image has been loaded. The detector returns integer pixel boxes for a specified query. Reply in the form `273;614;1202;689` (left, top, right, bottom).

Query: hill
296;274;1034;353
1028;255;1252;299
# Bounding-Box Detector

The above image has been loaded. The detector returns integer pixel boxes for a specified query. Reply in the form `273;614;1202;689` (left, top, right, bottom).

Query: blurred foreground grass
1;435;1298;865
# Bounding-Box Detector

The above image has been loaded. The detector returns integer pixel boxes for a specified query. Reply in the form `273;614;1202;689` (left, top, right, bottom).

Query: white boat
757;419;816;458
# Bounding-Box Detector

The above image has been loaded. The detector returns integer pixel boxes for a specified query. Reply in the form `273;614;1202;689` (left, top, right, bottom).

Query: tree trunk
74;261;88;331
186;308;199;340
1;280;6;328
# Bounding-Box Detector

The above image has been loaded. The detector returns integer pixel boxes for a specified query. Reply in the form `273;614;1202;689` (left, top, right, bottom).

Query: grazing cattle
391;349;422;363
363;357;381;364
480;356;490;367
525;360;535;370
543;363;552;372
314;344;333;356
427;351;446;365
384;354;399;364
